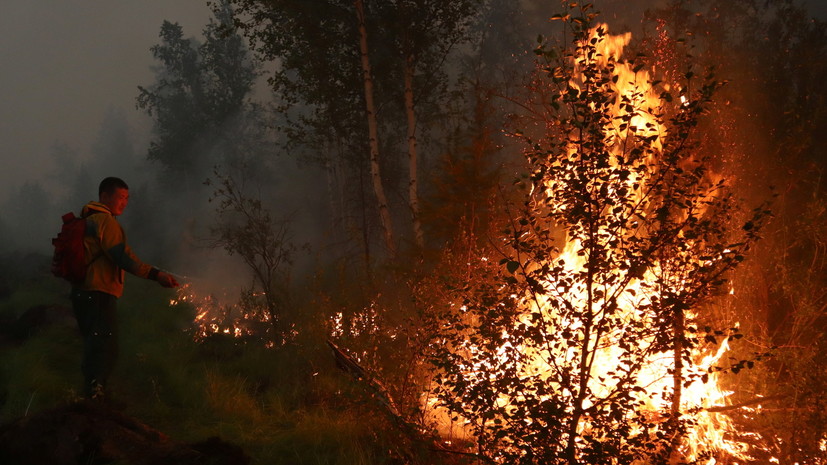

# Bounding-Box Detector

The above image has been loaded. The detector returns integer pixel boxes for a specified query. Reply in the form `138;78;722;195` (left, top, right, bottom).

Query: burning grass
4;1;824;462
0;275;412;465
420;12;770;464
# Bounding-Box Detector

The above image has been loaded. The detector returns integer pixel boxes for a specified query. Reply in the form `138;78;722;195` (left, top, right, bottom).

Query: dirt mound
0;400;249;465
0;304;76;347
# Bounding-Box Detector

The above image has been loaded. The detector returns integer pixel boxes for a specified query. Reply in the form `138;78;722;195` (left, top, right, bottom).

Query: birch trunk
668;306;685;462
403;54;425;249
354;0;396;257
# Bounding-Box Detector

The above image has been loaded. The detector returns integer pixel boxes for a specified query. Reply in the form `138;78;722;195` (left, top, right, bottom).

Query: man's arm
155;271;179;288
99;216;179;288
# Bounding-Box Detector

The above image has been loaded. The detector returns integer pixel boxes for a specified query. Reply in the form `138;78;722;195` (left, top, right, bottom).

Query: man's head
98;177;129;216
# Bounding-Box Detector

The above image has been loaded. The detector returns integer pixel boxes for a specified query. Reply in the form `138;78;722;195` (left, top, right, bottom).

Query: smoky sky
0;1;210;199
1;0;825;200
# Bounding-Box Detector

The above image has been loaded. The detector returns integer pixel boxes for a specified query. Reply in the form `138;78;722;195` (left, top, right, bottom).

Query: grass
0;274;411;464
0;325;81;417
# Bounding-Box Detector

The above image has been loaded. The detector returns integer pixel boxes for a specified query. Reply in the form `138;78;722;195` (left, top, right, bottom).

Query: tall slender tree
137;1;257;192
225;0;483;260
354;0;397;257
375;0;482;250
226;0;394;263
427;4;768;463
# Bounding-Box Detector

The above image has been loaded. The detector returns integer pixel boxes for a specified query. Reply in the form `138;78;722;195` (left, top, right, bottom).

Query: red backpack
51;212;96;284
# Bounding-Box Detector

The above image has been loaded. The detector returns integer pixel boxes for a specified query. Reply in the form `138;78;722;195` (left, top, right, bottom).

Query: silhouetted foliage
426;3;769;463
643;1;827;461
225;0;486;264
206;169;299;343
137;1;257;192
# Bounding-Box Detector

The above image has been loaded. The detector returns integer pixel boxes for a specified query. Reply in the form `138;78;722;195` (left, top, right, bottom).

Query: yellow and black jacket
74;201;158;298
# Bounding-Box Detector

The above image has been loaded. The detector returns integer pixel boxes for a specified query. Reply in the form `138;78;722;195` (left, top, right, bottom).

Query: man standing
71;177;179;400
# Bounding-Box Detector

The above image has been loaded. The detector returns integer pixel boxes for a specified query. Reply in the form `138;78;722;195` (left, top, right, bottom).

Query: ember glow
170;282;272;342
163;16;774;464
423;23;762;463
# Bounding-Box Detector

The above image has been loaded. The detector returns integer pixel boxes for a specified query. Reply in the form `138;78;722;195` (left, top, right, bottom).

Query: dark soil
0;400;249;465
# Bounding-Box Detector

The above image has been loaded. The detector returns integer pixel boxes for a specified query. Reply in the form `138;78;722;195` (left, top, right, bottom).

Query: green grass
0;278;65;319
0;276;411;464
0;327;81;417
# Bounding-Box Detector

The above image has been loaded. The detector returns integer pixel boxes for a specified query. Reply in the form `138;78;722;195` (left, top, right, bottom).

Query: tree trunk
671;307;684;417
404;54;425;249
354;0;397;257
324;156;341;250
359;163;373;280
668;305;685;461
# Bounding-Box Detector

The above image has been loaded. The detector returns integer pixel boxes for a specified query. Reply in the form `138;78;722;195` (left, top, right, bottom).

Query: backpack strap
82;210;106;267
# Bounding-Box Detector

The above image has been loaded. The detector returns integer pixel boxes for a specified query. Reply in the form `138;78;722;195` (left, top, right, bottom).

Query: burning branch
326;339;487;462
327;339;405;423
704;394;787;414
424;3;770;464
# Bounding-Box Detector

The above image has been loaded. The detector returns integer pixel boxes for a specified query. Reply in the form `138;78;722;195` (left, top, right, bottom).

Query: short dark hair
99;177;129;196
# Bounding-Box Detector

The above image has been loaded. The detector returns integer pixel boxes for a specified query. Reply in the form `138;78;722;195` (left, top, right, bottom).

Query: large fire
168;17;773;465
422;23;762;464
171;282;273;342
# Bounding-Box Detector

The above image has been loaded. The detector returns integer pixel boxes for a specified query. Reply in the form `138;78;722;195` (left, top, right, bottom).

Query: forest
0;0;826;464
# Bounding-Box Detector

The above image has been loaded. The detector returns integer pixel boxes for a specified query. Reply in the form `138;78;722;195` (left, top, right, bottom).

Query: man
71;177;179;400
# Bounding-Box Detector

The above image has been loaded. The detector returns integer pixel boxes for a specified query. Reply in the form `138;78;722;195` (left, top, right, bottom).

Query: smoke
2;0;825;298
0;1;211;198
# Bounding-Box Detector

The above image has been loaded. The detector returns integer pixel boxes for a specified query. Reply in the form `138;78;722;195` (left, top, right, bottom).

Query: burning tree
426;4;768;464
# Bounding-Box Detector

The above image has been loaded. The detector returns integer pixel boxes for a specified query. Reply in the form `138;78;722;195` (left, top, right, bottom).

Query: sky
0;1;211;198
1;0;825;200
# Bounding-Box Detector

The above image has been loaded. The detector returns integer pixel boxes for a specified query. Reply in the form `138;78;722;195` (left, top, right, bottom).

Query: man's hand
157;271;180;288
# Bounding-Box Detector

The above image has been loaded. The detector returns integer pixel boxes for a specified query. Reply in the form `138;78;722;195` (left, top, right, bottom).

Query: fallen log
326;340;415;433
704;394;787;413
326;339;488;464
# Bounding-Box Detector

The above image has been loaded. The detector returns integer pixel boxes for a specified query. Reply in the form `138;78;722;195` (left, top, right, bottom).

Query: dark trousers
70;289;118;396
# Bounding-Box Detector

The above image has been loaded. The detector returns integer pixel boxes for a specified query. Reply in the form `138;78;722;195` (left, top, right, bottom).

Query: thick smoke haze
1;0;824;262
2;0;824;200
0;1;211;199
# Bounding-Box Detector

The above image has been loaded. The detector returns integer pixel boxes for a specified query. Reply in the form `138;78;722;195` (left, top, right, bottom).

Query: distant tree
226;0;484;261
4;181;54;253
206;168;299;342
373;0;483;250
49;142;92;208
227;0;398;261
137;20;205;191
89;107;138;182
416;0;534;250
421;83;504;249
137;0;257;192
427;4;768;463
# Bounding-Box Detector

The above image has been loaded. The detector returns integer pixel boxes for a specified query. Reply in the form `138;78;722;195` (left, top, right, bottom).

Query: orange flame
423;24;754;463
171;282;269;341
